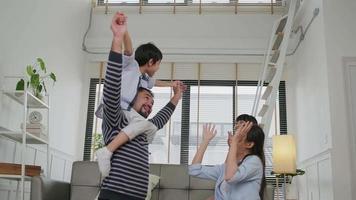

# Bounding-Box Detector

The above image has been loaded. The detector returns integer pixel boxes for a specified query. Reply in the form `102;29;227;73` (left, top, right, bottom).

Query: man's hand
111;12;127;53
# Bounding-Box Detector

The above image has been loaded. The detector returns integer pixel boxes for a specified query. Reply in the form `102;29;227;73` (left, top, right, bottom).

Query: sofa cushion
149;164;161;176
71;161;101;187
189;190;214;200
31;176;70;200
190;176;215;190
157;189;189;200
159;165;189;189
151;189;159;200
145;174;160;200
70;185;100;200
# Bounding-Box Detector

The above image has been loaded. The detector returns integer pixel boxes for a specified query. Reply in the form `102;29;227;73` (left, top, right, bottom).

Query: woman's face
234;120;246;133
233;120;254;151
228;120;247;147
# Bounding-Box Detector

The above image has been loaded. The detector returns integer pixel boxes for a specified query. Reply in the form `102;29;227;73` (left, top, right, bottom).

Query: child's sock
96;147;112;177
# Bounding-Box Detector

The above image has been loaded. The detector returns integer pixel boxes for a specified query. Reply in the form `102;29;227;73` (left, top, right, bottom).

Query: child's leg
96;131;129;177
121;109;158;141
96;110;157;177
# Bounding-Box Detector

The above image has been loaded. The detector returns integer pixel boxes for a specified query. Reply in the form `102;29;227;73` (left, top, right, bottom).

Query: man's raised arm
148;81;185;129
102;12;127;143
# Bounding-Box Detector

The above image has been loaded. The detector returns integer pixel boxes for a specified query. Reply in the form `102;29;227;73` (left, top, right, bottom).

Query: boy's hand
111;12;127;40
170;81;185;105
172;80;187;92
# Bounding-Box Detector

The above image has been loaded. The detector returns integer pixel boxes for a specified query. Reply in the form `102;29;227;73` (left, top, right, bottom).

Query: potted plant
16;58;56;99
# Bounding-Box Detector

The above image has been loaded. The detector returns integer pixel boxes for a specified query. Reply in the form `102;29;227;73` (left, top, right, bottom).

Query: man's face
132;90;154;118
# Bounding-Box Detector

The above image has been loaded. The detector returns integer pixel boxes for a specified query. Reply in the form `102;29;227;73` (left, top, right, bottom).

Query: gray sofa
30;161;273;200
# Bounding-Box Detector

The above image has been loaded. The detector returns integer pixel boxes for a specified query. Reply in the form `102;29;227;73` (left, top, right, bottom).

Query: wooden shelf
2;91;49;109
0;174;32;181
0;130;48;144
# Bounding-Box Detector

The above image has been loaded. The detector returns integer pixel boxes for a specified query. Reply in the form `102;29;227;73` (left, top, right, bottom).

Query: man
98;12;184;200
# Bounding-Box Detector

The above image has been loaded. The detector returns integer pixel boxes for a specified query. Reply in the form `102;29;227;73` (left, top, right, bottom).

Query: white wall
0;0;90;158
0;139;73;199
286;0;356;199
287;0;331;160
85;8;281;63
323;0;356;199
286;0;334;199
0;0;90;199
343;58;356;200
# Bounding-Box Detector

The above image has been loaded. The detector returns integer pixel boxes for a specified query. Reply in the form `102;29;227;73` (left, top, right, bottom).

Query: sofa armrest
30;176;70;200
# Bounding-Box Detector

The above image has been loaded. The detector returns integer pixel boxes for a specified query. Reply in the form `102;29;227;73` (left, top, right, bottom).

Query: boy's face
146;60;161;77
133;90;154;118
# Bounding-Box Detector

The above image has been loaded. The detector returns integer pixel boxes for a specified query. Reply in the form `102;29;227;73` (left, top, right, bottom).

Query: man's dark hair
135;43;162;66
129;87;154;109
137;87;154;98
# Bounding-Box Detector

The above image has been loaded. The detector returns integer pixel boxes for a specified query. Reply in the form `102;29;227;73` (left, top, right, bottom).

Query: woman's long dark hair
245;125;266;200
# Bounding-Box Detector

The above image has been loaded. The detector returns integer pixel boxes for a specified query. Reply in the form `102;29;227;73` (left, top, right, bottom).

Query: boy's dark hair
135;43;162;67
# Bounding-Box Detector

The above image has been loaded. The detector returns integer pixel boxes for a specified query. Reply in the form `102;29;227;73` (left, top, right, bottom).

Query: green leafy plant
93;133;104;151
16;58;56;99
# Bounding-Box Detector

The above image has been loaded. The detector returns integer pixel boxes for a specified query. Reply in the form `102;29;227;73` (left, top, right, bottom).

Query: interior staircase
252;0;297;135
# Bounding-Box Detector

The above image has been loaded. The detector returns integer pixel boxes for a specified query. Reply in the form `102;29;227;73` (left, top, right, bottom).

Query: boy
95;13;184;177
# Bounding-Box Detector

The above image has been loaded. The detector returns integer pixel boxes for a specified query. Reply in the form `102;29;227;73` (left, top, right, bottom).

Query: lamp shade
272;135;296;174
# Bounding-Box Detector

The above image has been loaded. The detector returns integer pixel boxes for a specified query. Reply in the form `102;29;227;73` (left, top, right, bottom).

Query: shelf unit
0;90;50;200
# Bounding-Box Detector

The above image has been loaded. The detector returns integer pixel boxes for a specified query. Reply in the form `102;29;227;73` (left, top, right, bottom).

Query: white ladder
252;0;297;134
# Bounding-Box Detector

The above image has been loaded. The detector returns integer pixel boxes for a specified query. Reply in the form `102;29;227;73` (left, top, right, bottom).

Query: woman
189;115;266;200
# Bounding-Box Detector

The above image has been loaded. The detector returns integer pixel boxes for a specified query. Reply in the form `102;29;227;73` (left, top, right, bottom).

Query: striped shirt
100;51;176;199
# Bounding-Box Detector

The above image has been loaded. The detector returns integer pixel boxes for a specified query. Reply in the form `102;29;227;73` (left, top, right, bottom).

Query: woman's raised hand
202;123;217;143
231;121;253;144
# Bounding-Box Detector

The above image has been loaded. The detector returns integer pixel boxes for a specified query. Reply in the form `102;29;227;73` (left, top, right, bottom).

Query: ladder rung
262;86;273;100
275;17;288;34
272;32;284;50
265;66;276;82
258;104;269;117
270;50;280;63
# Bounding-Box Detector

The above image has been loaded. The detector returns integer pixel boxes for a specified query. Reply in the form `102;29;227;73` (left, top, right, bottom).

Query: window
148;87;182;164
191;0;230;4
97;0;280;5
148;0;185;3
188;86;233;164
84;79;286;170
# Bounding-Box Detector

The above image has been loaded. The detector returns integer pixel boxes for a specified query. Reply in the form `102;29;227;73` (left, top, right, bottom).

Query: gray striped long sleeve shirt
100;51;176;199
